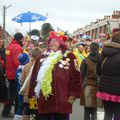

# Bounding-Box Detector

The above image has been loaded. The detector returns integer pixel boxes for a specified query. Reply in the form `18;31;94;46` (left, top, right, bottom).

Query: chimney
113;11;116;15
96;19;104;22
104;16;110;19
112;11;120;19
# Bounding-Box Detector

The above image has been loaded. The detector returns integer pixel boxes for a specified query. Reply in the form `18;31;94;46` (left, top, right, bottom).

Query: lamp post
2;5;12;46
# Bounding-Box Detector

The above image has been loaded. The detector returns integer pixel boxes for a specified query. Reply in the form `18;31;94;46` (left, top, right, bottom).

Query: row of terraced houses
73;10;120;40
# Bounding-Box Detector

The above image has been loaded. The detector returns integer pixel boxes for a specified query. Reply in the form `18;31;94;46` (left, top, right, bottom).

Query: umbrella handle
29;22;31;32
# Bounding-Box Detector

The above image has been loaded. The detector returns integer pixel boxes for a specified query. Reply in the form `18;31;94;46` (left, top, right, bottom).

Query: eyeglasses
50;39;58;43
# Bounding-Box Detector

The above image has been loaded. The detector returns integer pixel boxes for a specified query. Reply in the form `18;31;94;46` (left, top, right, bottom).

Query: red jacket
29;52;82;114
6;39;23;80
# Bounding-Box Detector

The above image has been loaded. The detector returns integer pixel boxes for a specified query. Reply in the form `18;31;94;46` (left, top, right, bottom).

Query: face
78;45;85;52
49;39;60;51
31;40;39;47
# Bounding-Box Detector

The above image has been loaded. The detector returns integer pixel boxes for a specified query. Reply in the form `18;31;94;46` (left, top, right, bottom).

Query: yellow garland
41;53;62;100
41;51;70;100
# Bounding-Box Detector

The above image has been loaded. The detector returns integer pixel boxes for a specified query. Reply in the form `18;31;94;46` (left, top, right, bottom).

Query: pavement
0;99;104;120
70;99;104;120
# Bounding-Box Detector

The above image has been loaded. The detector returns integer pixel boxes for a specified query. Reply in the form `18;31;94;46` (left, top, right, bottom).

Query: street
0;99;104;120
70;99;104;120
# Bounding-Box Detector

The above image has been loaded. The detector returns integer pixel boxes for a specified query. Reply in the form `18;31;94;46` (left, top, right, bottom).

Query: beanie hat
18;53;29;65
90;42;99;53
14;32;24;41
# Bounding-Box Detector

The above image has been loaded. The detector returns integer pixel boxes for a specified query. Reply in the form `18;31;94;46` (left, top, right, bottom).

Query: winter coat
29;51;81;114
6;39;23;80
97;41;120;96
80;53;100;108
16;65;25;94
0;48;6;64
21;60;33;85
0;59;8;102
20;64;34;103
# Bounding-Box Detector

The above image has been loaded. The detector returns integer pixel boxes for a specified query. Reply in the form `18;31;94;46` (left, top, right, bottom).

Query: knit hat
18;53;29;65
14;32;24;41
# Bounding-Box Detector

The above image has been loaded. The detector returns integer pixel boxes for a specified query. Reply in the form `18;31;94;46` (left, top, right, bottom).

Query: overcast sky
0;0;120;35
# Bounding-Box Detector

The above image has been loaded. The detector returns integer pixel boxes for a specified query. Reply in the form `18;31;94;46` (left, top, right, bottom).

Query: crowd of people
0;30;120;120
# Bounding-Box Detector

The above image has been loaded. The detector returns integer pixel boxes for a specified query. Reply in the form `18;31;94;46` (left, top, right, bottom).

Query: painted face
49;39;60;51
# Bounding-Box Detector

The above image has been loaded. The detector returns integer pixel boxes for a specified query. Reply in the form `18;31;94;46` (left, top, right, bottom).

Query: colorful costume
29;31;82;120
73;49;88;68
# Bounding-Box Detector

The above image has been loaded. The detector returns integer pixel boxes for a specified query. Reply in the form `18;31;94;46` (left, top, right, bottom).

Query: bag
29;97;38;109
29;97;38;114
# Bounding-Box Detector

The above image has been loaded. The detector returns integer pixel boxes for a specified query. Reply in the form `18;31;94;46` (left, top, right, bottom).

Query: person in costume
14;53;29;120
73;42;88;69
80;42;100;120
28;31;81;120
97;32;120;120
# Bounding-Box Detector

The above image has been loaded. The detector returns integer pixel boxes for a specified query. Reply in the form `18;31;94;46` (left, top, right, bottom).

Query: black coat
97;41;120;96
80;52;100;108
0;48;8;102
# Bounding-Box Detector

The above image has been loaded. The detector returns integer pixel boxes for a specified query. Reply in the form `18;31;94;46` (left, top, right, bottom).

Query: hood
88;52;100;63
102;41;120;57
11;39;19;44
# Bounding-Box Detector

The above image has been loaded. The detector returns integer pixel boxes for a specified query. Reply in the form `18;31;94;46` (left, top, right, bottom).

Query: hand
68;96;76;104
24;95;29;102
4;74;7;77
19;89;24;95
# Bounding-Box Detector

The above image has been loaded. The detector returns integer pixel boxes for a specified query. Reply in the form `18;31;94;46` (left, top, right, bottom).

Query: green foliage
31;29;40;36
41;23;54;41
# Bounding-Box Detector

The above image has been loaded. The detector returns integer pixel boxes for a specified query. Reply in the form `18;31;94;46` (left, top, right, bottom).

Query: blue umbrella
12;11;47;31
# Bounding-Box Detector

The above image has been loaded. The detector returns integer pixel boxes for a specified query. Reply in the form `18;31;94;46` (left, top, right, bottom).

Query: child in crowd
14;53;29;120
20;47;43;120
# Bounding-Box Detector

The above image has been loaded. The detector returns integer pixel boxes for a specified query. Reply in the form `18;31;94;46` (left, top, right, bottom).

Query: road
70;99;104;120
0;99;104;120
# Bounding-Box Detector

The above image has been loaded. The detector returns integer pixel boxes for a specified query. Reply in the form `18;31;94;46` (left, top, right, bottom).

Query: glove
68;96;76;104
